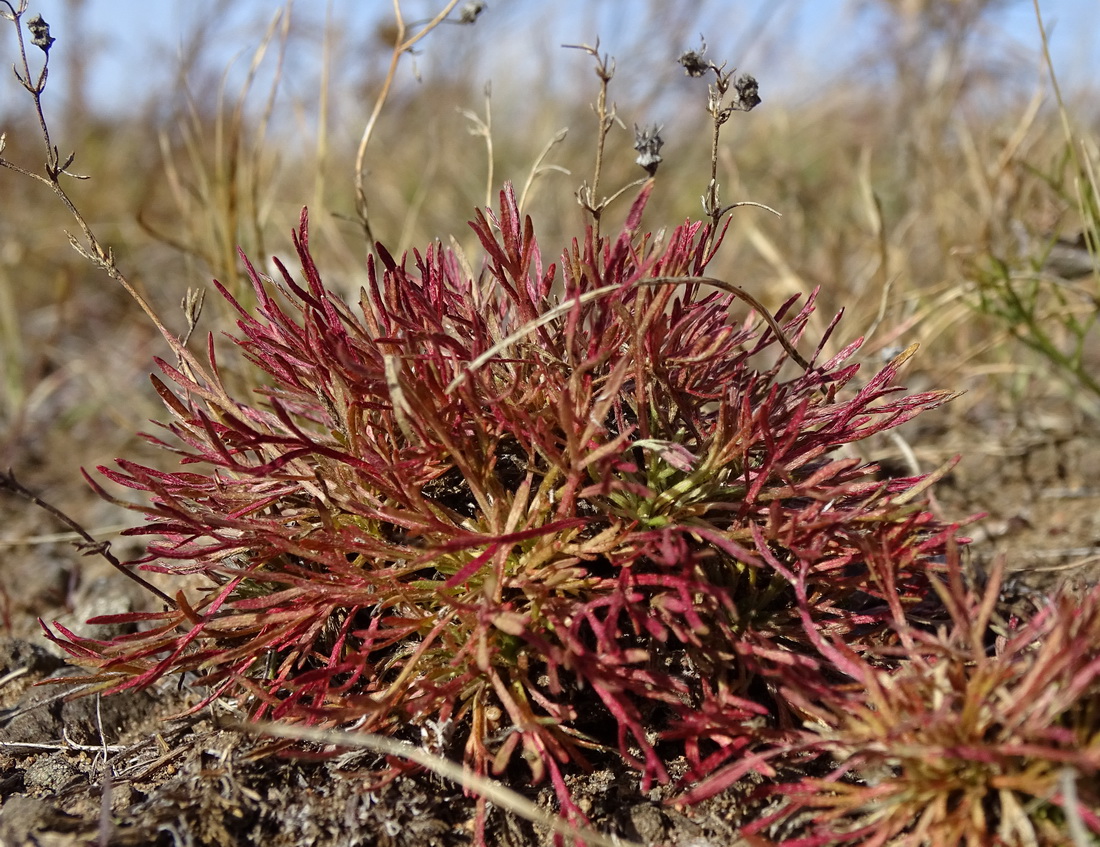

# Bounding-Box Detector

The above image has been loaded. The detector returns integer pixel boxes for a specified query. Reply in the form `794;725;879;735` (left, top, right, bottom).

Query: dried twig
0;471;173;605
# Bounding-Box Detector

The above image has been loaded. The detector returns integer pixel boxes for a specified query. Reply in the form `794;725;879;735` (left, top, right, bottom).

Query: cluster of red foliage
748;550;1100;846
45;184;1098;844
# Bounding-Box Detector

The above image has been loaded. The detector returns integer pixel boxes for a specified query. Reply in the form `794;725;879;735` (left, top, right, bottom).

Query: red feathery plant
44;182;961;826
746;550;1100;846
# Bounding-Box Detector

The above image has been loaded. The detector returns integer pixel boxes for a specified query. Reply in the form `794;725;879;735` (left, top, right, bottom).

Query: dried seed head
731;74;761;112
678;39;712;78
27;14;54;53
634;123;664;176
458;1;486;24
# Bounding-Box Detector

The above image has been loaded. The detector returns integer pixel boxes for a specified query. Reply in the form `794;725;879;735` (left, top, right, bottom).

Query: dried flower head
678;38;713;77
26;14;54;53
458;1;486;25
633;123;664;175
731;73;761;112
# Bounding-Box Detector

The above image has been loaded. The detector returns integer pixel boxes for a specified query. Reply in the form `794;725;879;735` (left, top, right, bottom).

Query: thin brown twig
677;39;761;253
0;5;232;410
0;471;173;606
566;40;621;245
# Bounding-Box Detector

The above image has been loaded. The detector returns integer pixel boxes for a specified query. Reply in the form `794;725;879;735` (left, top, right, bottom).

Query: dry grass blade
446;272;819;395
139;4;289;298
1061;767;1092;847
354;0;463;242
238;721;646;847
518;127;570;212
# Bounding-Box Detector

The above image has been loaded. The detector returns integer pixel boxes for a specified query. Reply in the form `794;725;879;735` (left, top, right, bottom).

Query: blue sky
2;0;1097;117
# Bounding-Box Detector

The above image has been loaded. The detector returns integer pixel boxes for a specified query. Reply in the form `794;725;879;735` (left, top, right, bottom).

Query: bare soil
2;410;1098;847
